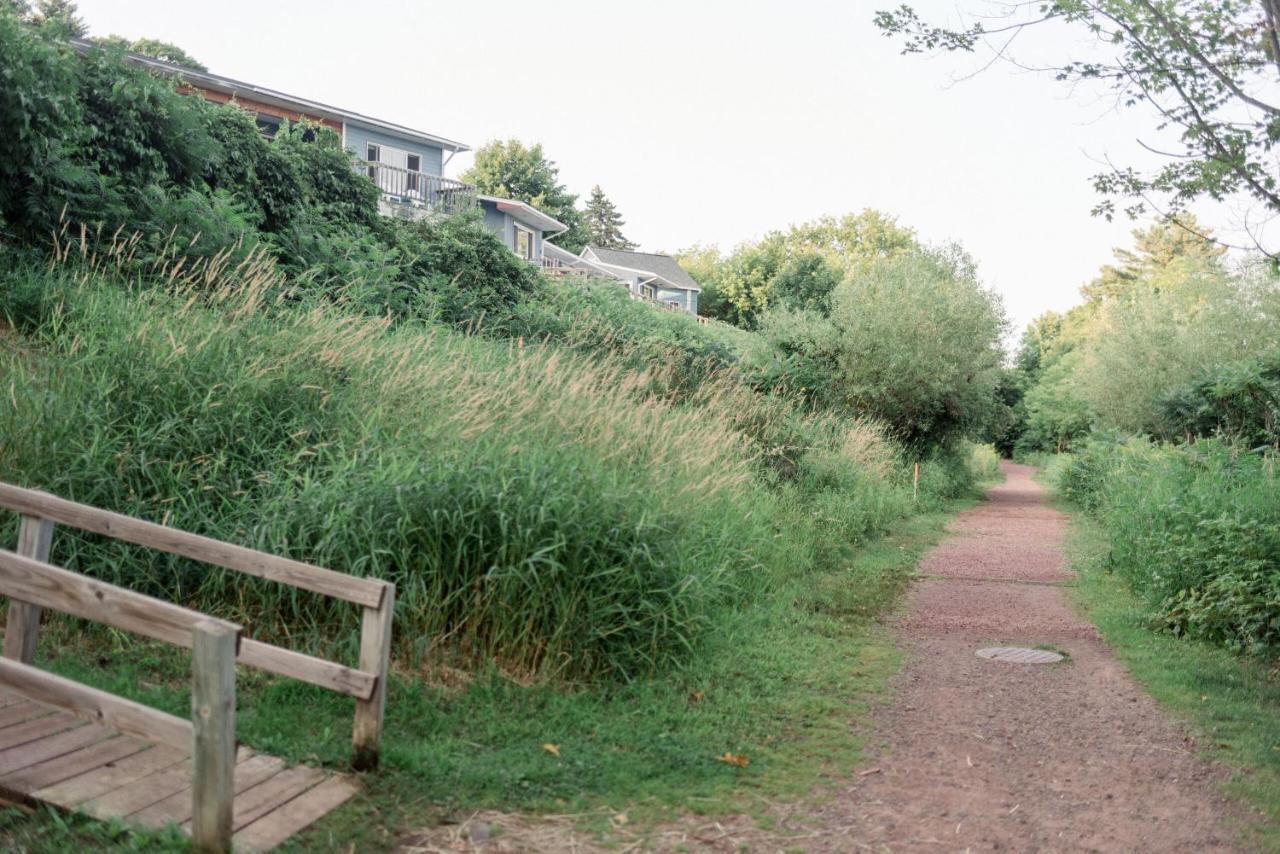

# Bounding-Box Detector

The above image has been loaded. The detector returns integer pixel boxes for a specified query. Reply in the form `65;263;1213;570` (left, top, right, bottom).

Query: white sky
75;0;1235;332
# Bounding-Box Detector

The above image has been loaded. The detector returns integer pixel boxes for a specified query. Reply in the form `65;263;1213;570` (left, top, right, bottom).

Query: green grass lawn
1065;516;1280;850
0;503;973;852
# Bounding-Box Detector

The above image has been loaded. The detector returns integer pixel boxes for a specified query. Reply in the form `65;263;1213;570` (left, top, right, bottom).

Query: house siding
343;122;444;176
479;201;544;264
655;288;694;312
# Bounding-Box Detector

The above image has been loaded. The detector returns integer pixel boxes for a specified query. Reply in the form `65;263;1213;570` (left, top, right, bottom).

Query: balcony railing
358;161;476;216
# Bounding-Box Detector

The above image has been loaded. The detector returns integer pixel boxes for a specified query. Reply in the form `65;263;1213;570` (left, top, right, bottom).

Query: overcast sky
74;0;1230;332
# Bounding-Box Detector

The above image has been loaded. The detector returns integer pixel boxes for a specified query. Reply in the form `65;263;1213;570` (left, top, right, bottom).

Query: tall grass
0;252;939;681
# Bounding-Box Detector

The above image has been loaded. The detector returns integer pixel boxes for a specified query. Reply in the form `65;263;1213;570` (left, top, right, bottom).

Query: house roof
583;247;701;292
478;196;567;235
543;243;626;279
70;38;470;153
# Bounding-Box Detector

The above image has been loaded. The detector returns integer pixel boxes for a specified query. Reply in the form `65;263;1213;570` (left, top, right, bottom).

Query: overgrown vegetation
1066;514;1280;849
1006;215;1280;666
0;8;1016;848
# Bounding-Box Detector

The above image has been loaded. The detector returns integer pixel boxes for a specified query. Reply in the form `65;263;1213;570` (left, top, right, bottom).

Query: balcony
358;161;476;219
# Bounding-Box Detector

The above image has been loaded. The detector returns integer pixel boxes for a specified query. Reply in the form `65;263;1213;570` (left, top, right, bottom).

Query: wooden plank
80;756;195;818
0;482;386;607
191;621;236;852
0;550;242;657
0;721;110;777
4;514;56;664
0;701;53;730
351;583;394;771
0;735;149;795
130;753;284;828
0;659;192;751
35;744;187;806
215;765;325;832
0;550;371;699
232;774;358;852
0;712;79;751
238;639;375;701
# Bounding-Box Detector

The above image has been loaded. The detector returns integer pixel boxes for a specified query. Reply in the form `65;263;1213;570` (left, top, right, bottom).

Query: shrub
1050;436;1280;658
1156;352;1280;449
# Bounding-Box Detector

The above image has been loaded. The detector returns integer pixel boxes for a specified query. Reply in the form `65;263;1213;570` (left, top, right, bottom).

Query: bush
745;251;1007;449
1157;351;1280;449
503;276;739;396
1050;436;1280;658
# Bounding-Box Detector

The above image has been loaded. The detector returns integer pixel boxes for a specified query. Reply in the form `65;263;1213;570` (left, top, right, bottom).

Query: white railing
358;161;476;215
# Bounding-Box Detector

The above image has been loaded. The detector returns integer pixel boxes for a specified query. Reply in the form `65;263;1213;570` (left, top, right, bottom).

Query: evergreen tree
583;185;636;250
1082;215;1227;303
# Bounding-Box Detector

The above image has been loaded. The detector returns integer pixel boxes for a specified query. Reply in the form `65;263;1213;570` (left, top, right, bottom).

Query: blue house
85;40;475;217
579;247;701;315
478;196;566;265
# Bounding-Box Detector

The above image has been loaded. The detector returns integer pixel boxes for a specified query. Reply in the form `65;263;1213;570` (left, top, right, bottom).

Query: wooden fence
0;482;395;851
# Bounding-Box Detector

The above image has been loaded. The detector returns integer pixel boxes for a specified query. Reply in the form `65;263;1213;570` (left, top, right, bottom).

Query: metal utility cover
975;646;1064;664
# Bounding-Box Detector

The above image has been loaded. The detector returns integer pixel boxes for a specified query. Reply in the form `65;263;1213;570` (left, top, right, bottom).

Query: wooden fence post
351;581;394;771
192;621;238;853
4;513;56;664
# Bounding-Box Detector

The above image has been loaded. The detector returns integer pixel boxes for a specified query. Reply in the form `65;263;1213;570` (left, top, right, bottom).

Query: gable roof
70;38;470;153
582;247;701;292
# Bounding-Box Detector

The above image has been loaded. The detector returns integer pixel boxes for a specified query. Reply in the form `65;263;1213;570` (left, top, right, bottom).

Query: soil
399;463;1244;852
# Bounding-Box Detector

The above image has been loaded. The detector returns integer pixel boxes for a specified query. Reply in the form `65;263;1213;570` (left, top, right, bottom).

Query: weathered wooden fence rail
0;482;395;852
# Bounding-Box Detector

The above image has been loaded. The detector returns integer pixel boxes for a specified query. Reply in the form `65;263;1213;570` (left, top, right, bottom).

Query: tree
95;35;207;70
875;1;1280;255
1082;214;1227;302
461;139;590;252
583;185;636;250
748;248;1008;447
695;209;920;328
31;0;84;36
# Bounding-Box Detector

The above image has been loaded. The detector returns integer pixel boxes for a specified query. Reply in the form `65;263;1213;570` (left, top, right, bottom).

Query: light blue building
477;196;567;265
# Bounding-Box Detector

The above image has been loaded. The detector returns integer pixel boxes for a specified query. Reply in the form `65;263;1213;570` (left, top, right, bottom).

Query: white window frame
513;223;535;261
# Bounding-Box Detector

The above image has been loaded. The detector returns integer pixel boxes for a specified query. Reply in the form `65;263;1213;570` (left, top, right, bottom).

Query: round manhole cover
975;646;1064;664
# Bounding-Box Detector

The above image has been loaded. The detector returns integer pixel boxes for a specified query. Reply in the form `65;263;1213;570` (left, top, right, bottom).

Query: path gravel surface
400;463;1244;852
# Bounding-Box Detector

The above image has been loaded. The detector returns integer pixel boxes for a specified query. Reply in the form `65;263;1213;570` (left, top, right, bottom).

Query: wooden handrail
0;651;198;751
0;549;375;699
0;480;396;776
0;483;387;608
0;549;244;653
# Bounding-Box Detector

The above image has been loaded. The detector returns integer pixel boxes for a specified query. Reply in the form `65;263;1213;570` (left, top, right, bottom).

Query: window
640;284;655;299
406;154;421;194
514;224;534;260
254;114;282;138
366;143;380;179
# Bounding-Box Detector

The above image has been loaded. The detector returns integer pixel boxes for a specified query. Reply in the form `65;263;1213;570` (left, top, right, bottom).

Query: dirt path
402;463;1243;852
655;463;1243;852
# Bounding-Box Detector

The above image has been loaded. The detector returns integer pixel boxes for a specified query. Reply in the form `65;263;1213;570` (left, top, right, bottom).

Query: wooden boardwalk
0;688;357;850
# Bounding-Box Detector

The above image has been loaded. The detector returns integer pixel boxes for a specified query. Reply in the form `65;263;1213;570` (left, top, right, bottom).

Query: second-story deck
358;161;475;218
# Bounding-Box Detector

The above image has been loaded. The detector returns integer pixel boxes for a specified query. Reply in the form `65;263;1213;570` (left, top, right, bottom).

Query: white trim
513;223;536;261
477;195;567;235
588;260;701;293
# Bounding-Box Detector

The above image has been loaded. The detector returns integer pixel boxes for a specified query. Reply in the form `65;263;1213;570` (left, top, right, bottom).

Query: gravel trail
400;463;1244;852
